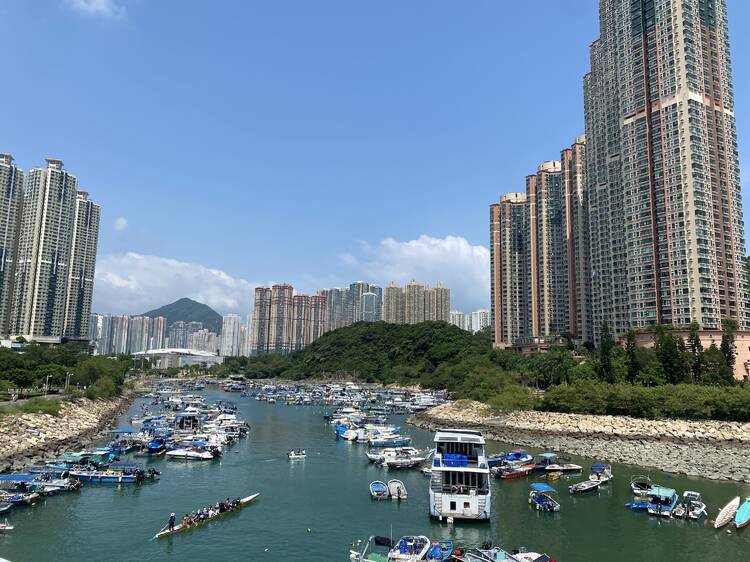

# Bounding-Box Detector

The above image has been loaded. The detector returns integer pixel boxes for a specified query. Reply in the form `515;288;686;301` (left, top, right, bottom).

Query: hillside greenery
142;297;223;334
215;320;750;421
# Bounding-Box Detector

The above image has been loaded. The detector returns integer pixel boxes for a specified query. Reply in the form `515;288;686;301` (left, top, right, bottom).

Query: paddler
168;512;176;532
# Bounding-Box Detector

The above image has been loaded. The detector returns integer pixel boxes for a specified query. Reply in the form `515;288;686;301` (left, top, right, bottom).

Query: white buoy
447;516;454;525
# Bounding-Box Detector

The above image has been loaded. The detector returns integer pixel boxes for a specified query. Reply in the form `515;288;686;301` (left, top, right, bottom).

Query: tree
624;330;639;384
686;321;704;383
703;343;735;386
721;318;738;371
654;325;689;385
596;321;615;383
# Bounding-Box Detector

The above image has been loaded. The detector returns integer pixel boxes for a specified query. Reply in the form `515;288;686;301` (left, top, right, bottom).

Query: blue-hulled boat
529;483;560;512
70;463;159;484
369;481;389;500
368;435;411;448
735;497;750;529
145;437;167;455
425;540;454;561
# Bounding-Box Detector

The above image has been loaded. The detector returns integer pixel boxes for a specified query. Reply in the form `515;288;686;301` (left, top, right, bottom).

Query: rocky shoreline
0;393;137;473
410;401;750;483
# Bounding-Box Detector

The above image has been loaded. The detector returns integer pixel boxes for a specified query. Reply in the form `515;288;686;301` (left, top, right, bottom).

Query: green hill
142;297;223;333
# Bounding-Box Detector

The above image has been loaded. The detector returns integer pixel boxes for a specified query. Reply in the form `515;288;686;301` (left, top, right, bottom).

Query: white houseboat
428;429;490;521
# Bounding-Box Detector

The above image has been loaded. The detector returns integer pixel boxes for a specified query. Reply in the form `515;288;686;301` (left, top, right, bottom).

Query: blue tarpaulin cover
530;483;557;493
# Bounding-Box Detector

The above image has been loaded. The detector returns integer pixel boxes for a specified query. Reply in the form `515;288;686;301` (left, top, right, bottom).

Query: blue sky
2;0;750;316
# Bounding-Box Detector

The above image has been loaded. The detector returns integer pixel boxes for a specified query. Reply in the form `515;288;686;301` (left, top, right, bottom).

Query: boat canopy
649;486;677;499
539;452;558;459
591;463;609;473
530;483;557;493
110;428;134;434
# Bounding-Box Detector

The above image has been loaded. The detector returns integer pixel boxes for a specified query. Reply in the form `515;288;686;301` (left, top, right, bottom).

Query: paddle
151;523;169;540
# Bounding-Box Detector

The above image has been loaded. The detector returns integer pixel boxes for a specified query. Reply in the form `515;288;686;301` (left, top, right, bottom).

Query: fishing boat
532;452;559;472
388;536;430;561
734;497;750;529
588;463;613;483
165;446;216;461
69;465;159;484
646;486;679;517
715;496;740;529
528;483;560;512
387;479;407;500
153;493;260;539
568;479;601;494
0;492;39;505
288;449;307;460
630;475;655;497
0;520;13;532
365;447;422;464
672;491;707;520
0;503;10;514
487;450;533;468
370;481;389;500
493;464;535;480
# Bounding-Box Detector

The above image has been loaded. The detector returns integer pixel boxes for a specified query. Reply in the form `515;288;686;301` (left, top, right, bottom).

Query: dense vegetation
215;320;750;421
0;342;132;401
143;297;223;333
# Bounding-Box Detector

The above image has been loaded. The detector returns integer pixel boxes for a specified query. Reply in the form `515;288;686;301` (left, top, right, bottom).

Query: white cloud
65;0;125;19
94;252;256;315
113;217;128;231
339;235;490;312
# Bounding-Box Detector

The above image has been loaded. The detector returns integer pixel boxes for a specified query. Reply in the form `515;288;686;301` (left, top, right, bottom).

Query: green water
0;390;748;561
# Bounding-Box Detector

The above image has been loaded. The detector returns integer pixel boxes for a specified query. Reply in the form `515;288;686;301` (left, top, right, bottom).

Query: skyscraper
127;316;150;354
490;192;529;346
168;320;188;348
319;287;348;331
268;284;293;354
584;0;749;338
11;159;78;340
383;282;405;324
250;287;272;355
561;136;592;344
0;154;23;336
220;313;241;357
309;294;327;341
404;280;425;324
63;192;101;340
291;295;310;351
150;316;166;349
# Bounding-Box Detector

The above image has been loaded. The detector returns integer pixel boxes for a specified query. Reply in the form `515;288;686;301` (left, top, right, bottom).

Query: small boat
153;493;260;539
589;463;613;483
458;544;553;562
0;519;13;532
288;450;307;460
544;462;582;473
529;483;560;512
734;497;750;529
369;435;412;448
370;481;389;500
0;492;39;505
0;503;10;513
166;447;215;461
714;496;740;529
493;464;535;480
672;491;707;520
646;486;679;517
487;451;534;468
388;535;430;561
425;540;454;561
387;479;407;500
420;466;432;477
630;475;655;497
625;502;649;510
568;479;601;494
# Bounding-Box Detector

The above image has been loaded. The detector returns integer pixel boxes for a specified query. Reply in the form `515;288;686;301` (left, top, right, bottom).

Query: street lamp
43;374;50;397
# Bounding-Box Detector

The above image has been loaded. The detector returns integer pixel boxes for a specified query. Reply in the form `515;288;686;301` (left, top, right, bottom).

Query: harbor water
1;389;749;561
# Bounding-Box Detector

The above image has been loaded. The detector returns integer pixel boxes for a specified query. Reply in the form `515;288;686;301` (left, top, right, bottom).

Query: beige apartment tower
0;154;24;336
64;192;101;340
584;0;749;338
383;282;405;324
12;159;79;340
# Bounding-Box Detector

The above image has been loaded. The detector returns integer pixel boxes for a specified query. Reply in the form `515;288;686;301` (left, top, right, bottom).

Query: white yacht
429;429;490;520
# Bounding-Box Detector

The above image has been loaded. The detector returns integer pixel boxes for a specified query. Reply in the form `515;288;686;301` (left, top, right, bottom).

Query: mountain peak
142;297;223;333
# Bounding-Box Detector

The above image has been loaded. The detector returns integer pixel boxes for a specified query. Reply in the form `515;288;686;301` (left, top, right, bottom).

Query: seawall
0;393;136;472
410;401;750;482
